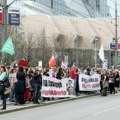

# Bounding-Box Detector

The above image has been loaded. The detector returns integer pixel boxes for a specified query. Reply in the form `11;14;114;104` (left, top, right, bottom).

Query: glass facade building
83;0;110;17
35;0;110;18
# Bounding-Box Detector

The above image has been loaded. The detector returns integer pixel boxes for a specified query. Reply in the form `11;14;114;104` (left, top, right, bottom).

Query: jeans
33;83;41;103
0;85;6;109
74;80;76;88
9;88;14;102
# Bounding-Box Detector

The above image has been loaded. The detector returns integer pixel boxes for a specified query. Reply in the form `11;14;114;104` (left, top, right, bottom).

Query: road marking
94;105;120;116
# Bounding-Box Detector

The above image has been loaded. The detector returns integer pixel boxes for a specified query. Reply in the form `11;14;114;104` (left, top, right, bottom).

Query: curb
0;94;99;115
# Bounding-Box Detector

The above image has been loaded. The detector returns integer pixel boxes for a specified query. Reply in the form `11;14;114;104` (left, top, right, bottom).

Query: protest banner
41;76;67;98
41;76;75;98
79;74;100;91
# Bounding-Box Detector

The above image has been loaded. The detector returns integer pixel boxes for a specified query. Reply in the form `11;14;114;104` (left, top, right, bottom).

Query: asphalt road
1;94;120;120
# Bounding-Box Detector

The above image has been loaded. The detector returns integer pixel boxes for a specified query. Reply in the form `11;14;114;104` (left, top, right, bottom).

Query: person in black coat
15;67;26;105
114;71;120;95
56;67;64;80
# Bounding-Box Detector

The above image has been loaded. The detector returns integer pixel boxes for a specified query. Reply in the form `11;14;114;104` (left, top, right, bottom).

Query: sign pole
2;0;7;65
14;26;17;61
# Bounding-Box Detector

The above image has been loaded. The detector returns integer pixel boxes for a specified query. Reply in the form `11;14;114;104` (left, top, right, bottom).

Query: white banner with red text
79;74;100;91
41;76;75;98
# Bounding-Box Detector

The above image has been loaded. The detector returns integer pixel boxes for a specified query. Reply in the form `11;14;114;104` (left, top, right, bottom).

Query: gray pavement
0;94;120;120
0;94;97;115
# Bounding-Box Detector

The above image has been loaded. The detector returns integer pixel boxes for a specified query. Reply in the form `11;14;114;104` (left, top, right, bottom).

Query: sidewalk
0;93;99;115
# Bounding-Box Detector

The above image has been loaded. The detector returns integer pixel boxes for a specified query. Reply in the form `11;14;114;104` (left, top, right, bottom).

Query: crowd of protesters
0;64;120;110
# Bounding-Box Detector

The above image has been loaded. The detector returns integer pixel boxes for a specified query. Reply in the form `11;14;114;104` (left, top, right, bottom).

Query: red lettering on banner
41;90;67;96
92;84;99;88
82;84;92;88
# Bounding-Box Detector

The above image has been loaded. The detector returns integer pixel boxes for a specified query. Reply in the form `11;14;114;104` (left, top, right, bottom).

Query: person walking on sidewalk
0;66;7;110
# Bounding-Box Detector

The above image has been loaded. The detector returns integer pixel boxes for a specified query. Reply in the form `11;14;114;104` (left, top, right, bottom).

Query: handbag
4;87;11;95
3;76;11;95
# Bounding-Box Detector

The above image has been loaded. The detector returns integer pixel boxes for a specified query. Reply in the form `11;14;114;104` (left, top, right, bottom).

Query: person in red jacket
69;65;77;94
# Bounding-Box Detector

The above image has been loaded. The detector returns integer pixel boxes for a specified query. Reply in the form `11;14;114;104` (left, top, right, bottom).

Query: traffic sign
8;8;20;25
110;43;116;49
110;40;116;49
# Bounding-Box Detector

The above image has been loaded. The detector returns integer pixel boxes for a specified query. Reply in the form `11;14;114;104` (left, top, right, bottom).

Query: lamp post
114;0;118;68
94;36;99;68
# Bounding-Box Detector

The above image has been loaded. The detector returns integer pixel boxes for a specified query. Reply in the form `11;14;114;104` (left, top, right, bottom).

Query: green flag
1;37;15;55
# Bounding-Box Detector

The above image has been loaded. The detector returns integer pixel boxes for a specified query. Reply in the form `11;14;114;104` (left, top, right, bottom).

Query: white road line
94;105;120;116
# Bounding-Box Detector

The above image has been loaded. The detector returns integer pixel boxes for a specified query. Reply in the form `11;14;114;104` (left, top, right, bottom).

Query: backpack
3;76;10;88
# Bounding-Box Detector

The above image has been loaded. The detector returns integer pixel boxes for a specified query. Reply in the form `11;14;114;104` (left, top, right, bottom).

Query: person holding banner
101;70;109;96
70;65;77;95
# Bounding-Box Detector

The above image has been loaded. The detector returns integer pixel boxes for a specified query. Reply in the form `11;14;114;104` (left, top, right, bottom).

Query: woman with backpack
0;66;7;110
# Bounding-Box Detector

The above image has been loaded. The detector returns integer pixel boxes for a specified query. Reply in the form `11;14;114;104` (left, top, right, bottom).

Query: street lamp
93;36;100;68
114;0;118;68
